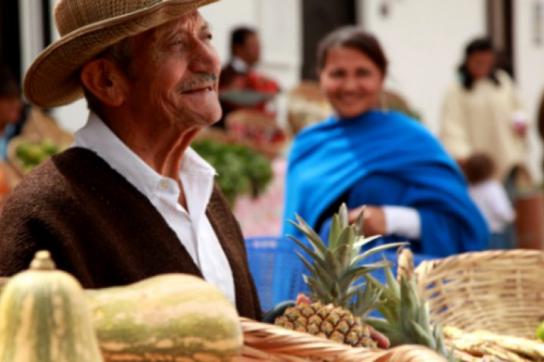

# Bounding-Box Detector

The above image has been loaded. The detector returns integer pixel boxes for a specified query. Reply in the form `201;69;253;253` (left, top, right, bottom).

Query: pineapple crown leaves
288;204;407;309
364;257;457;362
351;279;383;318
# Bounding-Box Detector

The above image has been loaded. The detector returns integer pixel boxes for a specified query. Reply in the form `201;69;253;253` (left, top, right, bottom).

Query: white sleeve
487;182;516;223
383;206;421;240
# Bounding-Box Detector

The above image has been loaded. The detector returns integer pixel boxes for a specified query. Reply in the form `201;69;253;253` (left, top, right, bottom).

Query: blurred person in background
0;65;27;160
217;26;280;127
460;153;515;249
440;38;528;181
282;26;489;258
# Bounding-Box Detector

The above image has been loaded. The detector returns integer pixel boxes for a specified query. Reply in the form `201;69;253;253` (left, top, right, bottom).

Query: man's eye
169;40;184;50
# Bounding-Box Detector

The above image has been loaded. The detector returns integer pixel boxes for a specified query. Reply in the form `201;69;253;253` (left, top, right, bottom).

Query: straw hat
24;0;218;108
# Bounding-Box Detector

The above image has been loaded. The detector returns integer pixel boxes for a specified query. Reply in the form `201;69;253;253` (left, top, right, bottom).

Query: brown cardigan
0;147;261;319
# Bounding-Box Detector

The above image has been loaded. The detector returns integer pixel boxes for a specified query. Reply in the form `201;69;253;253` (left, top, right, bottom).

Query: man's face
124;11;222;132
237;33;260;67
244;34;261;66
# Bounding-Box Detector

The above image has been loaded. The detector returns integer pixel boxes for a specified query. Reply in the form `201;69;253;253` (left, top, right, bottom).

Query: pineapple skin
275;302;377;348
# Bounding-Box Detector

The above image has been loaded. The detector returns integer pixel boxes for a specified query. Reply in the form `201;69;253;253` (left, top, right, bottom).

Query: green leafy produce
537;321;544;341
193;140;273;205
15;139;60;172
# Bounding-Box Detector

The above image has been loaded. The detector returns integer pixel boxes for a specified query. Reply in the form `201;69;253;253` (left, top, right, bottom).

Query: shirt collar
231;56;249;73
74;112;216;198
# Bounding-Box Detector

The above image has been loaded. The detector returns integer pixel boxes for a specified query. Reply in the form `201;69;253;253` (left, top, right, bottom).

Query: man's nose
189;41;220;73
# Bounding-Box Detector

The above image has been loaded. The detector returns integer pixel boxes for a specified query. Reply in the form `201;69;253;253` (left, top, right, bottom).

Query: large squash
87;274;243;362
0;250;103;362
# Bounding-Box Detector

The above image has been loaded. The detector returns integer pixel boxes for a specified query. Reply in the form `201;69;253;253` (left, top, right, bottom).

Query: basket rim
415;249;544;279
240;317;447;362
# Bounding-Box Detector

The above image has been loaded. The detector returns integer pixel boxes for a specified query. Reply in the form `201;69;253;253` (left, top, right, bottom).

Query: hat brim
24;0;218;108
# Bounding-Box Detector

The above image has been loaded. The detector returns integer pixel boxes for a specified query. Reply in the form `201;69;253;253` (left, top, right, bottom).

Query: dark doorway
42;0;52;48
301;0;357;80
487;0;515;78
0;0;52;85
0;0;21;83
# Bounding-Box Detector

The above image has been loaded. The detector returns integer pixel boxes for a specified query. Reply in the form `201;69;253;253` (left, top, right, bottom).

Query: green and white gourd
0;250;103;362
87;274;243;362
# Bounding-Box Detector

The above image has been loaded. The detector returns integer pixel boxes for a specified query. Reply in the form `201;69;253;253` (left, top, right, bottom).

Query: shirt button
159;179;169;191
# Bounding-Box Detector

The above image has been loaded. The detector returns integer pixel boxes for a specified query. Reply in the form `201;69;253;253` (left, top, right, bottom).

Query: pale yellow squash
0;250;103;362
87;274;243;362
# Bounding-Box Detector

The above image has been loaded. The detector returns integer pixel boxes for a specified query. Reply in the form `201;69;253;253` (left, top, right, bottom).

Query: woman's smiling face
319;46;384;119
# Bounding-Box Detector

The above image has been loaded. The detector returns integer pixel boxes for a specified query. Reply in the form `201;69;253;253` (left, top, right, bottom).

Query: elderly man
0;0;261;319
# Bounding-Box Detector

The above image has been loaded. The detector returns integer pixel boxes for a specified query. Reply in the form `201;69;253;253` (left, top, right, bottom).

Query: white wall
200;0;259;62
359;0;486;133
47;0;88;133
514;0;544;180
201;0;301;88
19;0;45;79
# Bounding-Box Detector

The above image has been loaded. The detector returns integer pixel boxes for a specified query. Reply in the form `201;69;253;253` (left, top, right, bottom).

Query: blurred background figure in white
440;37;529;182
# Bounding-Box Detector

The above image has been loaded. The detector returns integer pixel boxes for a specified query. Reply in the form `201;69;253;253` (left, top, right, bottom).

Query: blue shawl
282;110;489;256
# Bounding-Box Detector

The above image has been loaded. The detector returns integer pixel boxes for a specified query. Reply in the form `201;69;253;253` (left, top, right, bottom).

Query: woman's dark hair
316;26;388;76
0;65;20;98
461;153;496;184
458;37;499;90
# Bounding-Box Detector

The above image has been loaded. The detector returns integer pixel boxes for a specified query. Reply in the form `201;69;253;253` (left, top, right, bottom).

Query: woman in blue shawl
279;27;488;296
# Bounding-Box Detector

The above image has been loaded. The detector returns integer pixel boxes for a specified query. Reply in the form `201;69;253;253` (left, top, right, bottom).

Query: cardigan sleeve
0;193;46;276
0;193;88;280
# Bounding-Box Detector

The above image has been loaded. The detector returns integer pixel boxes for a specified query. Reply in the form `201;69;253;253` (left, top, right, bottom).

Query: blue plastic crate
245;236;435;312
244;236;307;312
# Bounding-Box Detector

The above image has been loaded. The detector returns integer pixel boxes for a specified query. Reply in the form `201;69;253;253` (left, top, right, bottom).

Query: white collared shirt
231;56;249;74
74;113;236;305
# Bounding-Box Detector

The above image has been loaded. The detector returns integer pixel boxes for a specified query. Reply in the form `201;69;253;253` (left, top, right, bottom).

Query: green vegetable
15;138;61;171
537;321;544;341
193;140;273;205
0;251;103;362
88;274;243;362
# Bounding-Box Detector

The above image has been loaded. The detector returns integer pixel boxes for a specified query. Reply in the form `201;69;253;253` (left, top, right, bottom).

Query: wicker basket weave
238;318;447;361
415;249;544;339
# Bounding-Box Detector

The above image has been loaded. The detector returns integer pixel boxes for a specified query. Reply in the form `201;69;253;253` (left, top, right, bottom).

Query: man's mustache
178;73;218;92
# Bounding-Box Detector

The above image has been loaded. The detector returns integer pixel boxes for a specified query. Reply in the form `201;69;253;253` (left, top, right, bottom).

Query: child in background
461;153;516;249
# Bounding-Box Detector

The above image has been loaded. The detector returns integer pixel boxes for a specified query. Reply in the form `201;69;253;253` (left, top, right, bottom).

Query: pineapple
365;248;456;361
275;204;405;348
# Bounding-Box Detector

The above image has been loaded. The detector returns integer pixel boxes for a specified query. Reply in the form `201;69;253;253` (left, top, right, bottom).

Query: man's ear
80;59;128;107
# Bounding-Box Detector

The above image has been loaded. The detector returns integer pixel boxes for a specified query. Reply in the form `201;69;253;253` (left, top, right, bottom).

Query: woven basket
286;82;331;135
238;318;446;361
415;249;544;338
